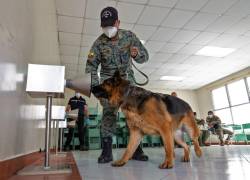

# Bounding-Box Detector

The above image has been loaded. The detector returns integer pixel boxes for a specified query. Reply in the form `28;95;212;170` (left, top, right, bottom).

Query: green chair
242;123;250;141
150;135;162;147
184;132;192;146
112;136;118;148
86;127;101;150
232;124;248;144
142;135;151;147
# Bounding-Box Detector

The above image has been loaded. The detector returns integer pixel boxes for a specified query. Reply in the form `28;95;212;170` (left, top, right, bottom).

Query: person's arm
65;105;71;112
66;99;71;112
85;40;101;87
215;116;222;124
130;31;149;64
84;105;89;118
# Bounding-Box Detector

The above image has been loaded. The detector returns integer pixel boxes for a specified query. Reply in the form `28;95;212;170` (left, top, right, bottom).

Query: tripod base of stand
17;164;72;175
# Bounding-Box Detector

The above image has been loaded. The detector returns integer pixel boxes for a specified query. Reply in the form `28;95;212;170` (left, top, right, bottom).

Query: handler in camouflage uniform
85;7;149;163
206;111;233;146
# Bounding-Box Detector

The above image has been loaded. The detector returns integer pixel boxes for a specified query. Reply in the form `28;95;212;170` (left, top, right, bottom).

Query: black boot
132;146;148;161
98;137;113;163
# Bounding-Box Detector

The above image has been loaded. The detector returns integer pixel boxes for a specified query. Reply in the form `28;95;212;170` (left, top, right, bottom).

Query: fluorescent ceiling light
195;46;235;57
160;76;185;81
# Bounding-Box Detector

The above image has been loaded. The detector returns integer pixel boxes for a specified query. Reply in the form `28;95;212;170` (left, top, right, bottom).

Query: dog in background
92;71;202;169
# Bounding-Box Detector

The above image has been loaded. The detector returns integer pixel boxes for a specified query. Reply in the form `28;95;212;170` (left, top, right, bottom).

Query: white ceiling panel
83;19;102;35
225;16;250;35
120;0;147;4
58;16;83;33
143;61;165;68
184;13;218;31
205;15;242;33
175;0;209;11
225;0;250;17
81;34;97;47
117;2;144;23
133;25;157;40
151;53;173;62
160;42;185;53
61;55;79;64
161;9;195;28
150;27;178;42
190;31;219;45
148;0;178;8
166;54;189;63
201;0;237;14
56;0;86;17
137;6;170;26
85;0;116;19
170;30;199;43
208;34;238;48
145;41;165;53
60;45;80;56
55;0;250;90
59;32;81;46
177;44;203;55
120;22;134;30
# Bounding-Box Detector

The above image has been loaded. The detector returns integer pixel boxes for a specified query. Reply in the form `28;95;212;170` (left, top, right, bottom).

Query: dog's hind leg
174;128;190;162
112;127;143;167
182;111;202;158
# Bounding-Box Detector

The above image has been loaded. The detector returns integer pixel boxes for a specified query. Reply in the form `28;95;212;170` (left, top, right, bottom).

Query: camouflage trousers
100;98;119;138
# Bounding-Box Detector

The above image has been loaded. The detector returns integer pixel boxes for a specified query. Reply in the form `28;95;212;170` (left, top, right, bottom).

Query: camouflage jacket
206;115;222;126
85;29;149;87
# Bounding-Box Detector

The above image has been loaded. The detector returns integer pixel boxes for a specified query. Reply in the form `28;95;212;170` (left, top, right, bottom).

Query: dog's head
91;71;130;106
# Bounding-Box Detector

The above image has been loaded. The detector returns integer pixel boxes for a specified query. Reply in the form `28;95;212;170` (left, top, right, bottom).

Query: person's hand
130;46;139;58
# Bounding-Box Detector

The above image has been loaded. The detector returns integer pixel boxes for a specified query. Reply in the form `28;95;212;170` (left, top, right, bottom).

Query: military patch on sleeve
88;51;95;60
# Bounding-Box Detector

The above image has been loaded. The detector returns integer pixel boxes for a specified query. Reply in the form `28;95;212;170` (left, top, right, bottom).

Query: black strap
131;60;149;86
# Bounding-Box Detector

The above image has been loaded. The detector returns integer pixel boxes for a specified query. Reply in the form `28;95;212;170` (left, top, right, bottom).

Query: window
214;108;233;125
212;77;250;125
247;77;250;92
231;104;250;124
227;79;249;106
212;86;229;109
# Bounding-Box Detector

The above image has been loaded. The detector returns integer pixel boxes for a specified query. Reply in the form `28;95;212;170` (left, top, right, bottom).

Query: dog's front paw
181;155;190;162
159;161;173;169
111;160;126;167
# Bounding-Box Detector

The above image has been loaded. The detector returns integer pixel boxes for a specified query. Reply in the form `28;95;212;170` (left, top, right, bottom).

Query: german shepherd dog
92;71;202;169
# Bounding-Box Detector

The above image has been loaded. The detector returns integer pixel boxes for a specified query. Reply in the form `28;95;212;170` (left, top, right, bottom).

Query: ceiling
55;0;250;90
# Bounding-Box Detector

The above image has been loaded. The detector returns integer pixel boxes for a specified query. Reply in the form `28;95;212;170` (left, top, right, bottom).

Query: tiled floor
74;145;250;180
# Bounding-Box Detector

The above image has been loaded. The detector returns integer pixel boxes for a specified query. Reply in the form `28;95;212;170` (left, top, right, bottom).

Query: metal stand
45;95;52;169
17;95;71;175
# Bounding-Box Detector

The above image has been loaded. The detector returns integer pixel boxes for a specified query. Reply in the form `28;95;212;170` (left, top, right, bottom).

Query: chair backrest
232;124;244;134
242;123;250;134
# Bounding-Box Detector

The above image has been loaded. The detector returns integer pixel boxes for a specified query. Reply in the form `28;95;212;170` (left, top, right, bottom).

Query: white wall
196;67;250;119
0;0;60;160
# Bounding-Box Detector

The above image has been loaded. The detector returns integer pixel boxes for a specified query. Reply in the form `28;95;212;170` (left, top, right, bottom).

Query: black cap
100;7;118;27
208;110;213;114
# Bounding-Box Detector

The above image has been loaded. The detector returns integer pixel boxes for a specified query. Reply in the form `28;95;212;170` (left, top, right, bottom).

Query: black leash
131;60;149;86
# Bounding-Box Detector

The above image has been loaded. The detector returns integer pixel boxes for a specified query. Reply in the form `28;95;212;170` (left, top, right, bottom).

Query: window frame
212;76;250;125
